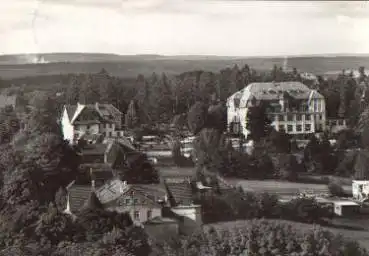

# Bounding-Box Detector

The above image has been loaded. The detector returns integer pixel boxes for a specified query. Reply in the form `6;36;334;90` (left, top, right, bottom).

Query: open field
1;54;369;79
157;166;352;197
157;166;352;195
206;219;369;250
226;178;352;197
158;166;196;177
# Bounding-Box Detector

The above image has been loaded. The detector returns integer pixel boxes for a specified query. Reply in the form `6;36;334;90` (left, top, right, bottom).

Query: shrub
167;219;369;256
328;181;347;197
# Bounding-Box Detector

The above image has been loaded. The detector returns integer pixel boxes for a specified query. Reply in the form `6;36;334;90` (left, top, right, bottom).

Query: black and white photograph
1;0;369;255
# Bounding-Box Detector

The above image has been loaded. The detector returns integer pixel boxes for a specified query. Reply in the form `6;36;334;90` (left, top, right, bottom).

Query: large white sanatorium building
227;81;326;138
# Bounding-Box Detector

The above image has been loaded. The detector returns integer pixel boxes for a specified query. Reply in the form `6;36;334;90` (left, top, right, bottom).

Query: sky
1;0;369;57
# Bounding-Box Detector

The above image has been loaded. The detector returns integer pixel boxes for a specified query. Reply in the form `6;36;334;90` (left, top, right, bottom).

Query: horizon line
1;52;369;59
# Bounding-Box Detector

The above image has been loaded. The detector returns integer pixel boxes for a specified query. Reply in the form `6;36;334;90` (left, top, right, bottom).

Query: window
305;124;311;131
133;211;140;220
338;120;344;125
86;125;90;129
274;115;278;121
147;210;152;220
296;125;302;132
287;125;293;132
279;115;285;121
296;114;302;121
133;198;139;204
125;199;131;205
305;115;311;121
287;114;293;121
319;114;323;120
105;123;109;128
278;125;285;131
109;132;112;137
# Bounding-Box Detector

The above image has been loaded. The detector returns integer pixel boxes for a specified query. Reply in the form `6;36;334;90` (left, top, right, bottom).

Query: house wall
61;108;75;143
228;95;326;139
98;123;116;137
353;180;369;200
171;205;202;235
334;204;359;217
106;206;162;223
112;130;125;137
144;222;179;241
73;123;117;139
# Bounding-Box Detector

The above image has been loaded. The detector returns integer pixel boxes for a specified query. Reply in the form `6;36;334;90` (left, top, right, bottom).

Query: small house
61;102;123;144
333;200;360;217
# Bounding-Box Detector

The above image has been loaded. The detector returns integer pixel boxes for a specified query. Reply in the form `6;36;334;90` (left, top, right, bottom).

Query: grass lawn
159;166;196;177
156;166;352;196
205;219;369;250
226;178;352;196
298;174;353;186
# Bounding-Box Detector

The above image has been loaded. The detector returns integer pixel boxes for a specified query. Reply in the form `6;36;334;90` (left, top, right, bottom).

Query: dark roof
80;143;108;156
354;150;369;180
82;191;104;210
67;184;94;213
79;163;116;180
66;103;122;125
131;184;167;202
144;216;178;225
66;105;77;119
165;181;193;206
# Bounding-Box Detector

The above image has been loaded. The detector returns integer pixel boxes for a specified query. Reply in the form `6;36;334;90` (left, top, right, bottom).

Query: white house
226;81;326;139
61;102;123;144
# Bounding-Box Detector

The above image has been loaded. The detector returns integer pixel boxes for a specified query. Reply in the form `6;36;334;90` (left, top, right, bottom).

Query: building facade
61;102;123;144
227;81;326;139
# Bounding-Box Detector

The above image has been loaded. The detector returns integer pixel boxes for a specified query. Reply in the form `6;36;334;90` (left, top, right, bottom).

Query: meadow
206;219;369;250
1;54;369;79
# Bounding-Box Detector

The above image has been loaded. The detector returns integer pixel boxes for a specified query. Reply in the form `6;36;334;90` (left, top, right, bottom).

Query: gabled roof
165;181;193;206
96;179;166;207
79;163;116;181
64;102;122;125
67;184;95;213
82;191;103;210
80;143;109;156
227;82;323;109
66;105;77;120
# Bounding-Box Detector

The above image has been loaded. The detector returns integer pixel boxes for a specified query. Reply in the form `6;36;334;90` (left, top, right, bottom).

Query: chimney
90;168;95;190
120;180;127;193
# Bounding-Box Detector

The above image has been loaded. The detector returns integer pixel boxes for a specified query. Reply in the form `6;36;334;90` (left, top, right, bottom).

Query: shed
333;200;360;217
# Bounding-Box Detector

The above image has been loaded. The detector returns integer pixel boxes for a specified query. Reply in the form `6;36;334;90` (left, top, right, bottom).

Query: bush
198;188;332;225
162;219;369;256
328;181;347;197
